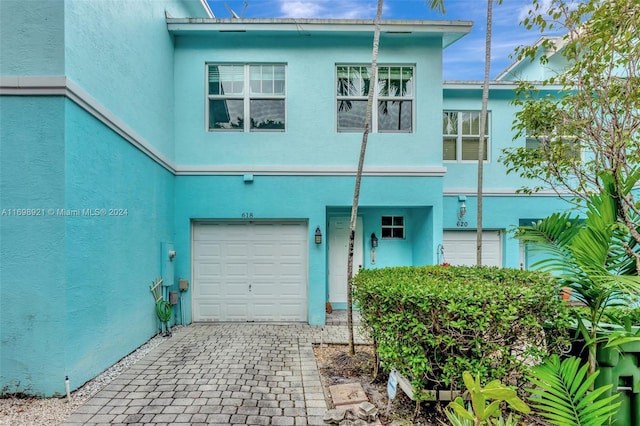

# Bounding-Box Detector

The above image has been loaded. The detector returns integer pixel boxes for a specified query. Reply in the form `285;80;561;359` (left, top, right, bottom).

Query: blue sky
205;0;553;81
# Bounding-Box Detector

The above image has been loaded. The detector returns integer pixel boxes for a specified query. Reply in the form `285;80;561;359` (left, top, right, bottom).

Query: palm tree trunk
347;0;383;356
476;0;493;266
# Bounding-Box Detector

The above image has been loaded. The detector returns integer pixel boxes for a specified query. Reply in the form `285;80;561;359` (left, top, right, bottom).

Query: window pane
339;66;369;96
381;228;392;238
355;66;370;96
378;101;412;132
337;66;350;95
443;137;457;160
388;67;412;97
393;216;403;226
443;112;457;135
402;67;413;96
209;99;244;130
263;66;274;94
208;65;222;95
392;228;404;238
381;216;392;226
526;138;541;150
461;137;488;160
377;67;389;97
470;112;480;134
461;112;472;134
209;65;243;96
250;65;285;95
250;99;285;130
337;100;367;131
273;65;285;94
250;65;263;94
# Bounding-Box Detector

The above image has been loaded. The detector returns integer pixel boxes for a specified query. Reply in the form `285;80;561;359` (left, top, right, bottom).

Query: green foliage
502;0;640;208
353;265;571;396
602;305;640;327
527;355;620;426
515;175;640;373
443;371;529;426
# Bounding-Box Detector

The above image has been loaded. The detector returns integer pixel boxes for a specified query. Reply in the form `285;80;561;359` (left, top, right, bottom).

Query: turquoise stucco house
1;0;570;396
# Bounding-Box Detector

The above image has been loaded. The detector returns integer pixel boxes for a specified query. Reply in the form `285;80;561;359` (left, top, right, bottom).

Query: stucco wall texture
0;0;574;397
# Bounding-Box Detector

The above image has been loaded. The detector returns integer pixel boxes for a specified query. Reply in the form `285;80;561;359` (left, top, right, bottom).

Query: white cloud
279;1;325;17
277;0;378;19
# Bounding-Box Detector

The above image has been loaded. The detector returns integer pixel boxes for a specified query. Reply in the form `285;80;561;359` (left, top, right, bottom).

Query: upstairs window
443;111;490;161
207;64;286;132
381;216;405;239
336;65;414;133
525;132;581;160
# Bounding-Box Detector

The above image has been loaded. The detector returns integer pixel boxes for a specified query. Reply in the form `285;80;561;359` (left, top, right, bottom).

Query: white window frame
443;110;491;163
336;64;415;133
206;63;287;132
381;215;405;239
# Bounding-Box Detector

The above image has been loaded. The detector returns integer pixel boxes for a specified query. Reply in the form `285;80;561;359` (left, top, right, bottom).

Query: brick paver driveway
63;322;367;425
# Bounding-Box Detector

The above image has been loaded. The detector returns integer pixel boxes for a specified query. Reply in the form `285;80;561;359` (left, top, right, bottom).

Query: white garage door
443;231;503;267
192;221;308;322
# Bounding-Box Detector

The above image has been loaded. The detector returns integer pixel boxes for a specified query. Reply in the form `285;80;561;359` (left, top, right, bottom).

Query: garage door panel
195;241;221;256
193;222;308;322
197;302;222;320
224;282;248;296
280;263;303;276
226;242;250;255
280;283;302;296
195;263;222;278
254;242;276;254
251;281;274;295
225;262;251;276
225;303;250;321
198;283;221;296
280;241;304;253
277;304;306;321
254;263;276;275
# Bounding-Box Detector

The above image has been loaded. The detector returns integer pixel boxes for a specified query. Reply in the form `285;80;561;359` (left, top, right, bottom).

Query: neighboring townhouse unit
0;1;570;396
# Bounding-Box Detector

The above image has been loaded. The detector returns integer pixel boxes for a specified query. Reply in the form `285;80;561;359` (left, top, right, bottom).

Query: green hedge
352;265;571;396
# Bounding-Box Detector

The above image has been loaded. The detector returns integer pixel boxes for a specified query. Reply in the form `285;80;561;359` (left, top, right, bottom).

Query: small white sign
387;369;398;400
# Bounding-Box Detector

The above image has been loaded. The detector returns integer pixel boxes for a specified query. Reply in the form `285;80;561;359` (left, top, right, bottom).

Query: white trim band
175;166;447;176
0;77;448;178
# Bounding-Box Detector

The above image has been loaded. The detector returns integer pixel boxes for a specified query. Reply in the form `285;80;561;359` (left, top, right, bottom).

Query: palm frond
527;355;620;426
425;0;445;14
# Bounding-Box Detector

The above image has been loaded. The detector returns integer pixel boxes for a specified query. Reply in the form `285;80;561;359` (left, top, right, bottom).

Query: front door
328;217;363;305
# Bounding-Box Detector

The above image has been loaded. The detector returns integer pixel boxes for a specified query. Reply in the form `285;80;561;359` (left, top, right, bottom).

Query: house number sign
241;212;254;219
456;220;468;227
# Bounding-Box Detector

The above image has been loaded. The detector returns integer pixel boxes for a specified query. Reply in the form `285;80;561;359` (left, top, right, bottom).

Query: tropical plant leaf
462;371;477;392
527;355;621;426
442;401;474;426
516;177;640;373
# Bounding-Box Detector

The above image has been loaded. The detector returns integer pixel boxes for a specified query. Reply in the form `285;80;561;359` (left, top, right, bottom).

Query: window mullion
244;65;250;132
371;66;377;133
457;113;462;161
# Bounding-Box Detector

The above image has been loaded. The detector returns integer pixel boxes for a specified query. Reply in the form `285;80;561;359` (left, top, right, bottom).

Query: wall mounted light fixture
457;194;468;220
315;227;322;244
458;201;467;220
370;233;378;248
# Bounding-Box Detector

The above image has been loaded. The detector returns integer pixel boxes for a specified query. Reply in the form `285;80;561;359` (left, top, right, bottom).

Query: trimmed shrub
352;265;571;397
